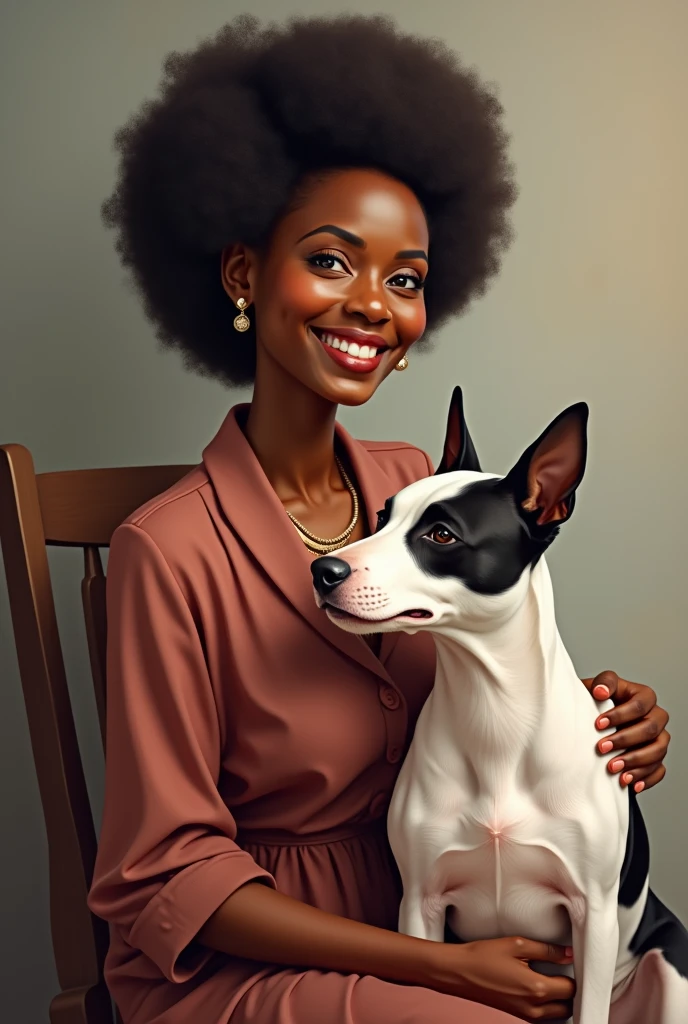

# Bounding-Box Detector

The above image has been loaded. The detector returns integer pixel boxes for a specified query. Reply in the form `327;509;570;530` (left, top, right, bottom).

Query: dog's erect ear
435;386;482;475
504;403;589;527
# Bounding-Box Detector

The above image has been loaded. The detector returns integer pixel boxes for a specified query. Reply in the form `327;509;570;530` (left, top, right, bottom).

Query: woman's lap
229;967;521;1023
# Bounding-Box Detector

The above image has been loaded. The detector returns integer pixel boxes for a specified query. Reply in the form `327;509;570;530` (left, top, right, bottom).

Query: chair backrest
0;444;193;1024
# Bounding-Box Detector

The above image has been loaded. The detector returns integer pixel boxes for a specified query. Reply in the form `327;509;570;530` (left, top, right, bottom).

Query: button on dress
88;404;520;1024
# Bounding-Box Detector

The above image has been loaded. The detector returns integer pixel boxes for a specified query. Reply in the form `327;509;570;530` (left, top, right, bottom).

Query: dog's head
312;387;588;636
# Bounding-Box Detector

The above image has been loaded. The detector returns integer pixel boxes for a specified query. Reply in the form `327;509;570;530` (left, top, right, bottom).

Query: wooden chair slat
37;464;194;546
49;983;114;1024
82;554;107;750
0;444;107;997
0;441;193;1024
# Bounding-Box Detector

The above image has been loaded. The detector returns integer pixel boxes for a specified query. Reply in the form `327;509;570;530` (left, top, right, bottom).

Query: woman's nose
343;273;391;323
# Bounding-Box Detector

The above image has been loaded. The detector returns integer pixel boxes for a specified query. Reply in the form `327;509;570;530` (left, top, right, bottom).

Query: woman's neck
244;350;339;503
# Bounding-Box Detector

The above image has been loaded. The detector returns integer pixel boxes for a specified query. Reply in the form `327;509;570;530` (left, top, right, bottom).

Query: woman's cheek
399;299;427;346
272;263;337;320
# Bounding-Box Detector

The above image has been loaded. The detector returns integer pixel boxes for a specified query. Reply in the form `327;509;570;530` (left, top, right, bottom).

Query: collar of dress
202;403;401;682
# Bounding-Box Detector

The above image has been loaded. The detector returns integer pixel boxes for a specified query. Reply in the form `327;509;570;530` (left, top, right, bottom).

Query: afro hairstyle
104;13;517;386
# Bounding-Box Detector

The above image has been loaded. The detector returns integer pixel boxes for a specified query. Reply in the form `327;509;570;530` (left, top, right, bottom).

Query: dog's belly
435;839;577;944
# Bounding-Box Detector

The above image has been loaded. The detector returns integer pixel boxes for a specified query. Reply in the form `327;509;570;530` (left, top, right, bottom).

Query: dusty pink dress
88;405;520;1024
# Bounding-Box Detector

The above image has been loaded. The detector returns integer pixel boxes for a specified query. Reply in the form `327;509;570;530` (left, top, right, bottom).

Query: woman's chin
314;365;391;407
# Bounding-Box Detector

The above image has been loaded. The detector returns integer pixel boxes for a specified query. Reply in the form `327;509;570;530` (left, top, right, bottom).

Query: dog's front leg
570;894;619;1024
398;886;446;943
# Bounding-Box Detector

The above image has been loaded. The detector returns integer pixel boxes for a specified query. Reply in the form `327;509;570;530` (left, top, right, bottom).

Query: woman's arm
198;882;576;1020
88;525;277;983
197;881;431;982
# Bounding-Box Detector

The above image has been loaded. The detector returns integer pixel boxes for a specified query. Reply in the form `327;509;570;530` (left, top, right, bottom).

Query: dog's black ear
435;386;482;475
503;403;589;527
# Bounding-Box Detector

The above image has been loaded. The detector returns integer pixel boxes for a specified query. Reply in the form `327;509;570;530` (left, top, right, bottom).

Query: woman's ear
435;386;482;475
220;244;258;305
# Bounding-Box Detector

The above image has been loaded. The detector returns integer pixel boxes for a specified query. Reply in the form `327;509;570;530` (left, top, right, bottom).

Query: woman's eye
425;526;457;545
306;251;349;273
388;272;425;291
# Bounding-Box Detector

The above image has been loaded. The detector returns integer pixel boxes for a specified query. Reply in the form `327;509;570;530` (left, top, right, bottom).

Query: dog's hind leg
610;949;688;1023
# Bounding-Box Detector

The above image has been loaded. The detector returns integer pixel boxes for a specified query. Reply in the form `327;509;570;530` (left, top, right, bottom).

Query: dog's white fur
323;471;687;1024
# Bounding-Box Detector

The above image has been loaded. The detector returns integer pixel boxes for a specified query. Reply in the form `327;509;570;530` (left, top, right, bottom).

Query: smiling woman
88;12;672;1024
220;168;430;410
296;216;427;374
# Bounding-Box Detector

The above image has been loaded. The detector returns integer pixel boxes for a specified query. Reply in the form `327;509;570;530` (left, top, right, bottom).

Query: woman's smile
308;325;392;375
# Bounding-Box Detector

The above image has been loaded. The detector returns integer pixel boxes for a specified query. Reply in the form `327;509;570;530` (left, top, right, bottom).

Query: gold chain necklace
285;457;359;554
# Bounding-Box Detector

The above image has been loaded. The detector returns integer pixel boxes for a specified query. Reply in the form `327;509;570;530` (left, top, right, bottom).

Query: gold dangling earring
395;355;409;371
233;297;251;332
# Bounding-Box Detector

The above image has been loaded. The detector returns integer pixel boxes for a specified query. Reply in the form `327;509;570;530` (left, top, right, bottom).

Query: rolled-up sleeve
88;522;275;982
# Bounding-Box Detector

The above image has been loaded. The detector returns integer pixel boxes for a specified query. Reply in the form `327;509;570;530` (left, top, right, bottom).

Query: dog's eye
425;526;457;545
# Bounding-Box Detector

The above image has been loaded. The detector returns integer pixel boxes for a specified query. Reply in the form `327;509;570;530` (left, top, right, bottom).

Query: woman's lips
309;327;390;375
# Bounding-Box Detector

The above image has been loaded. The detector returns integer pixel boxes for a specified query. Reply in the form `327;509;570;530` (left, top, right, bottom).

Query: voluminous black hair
105;14;517;386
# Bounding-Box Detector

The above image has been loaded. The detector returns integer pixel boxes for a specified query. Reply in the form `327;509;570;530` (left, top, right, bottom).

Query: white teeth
318;331;380;359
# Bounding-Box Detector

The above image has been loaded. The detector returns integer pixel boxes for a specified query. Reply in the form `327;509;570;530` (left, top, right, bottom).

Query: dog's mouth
324;604;433;624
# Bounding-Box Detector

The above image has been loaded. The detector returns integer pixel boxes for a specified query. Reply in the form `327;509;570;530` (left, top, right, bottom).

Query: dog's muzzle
311;556;352;598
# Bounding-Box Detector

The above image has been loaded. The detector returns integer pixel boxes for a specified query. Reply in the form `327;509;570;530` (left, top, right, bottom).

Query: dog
311;388;688;1023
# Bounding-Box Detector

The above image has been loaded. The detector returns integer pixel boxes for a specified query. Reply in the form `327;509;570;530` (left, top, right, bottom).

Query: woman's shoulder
358;438;434;487
109;464;217;578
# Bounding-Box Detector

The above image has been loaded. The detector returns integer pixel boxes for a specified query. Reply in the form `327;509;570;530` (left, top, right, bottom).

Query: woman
89;15;671;1024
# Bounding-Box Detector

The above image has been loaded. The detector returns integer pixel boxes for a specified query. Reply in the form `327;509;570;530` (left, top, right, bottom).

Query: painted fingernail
565;946;574;957
597;717;610;730
610;759;625;773
599;740;614;753
593;685;610;699
622;772;633;785
634;781;645;793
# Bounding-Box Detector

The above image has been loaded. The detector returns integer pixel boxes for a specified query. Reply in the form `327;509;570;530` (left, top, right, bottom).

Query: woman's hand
427;936;575;1021
582;670;670;793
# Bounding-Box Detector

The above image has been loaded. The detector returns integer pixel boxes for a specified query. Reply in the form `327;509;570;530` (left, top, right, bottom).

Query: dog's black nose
311;556;352;597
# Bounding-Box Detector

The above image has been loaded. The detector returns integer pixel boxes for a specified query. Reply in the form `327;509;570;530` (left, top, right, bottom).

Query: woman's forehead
280;168;429;247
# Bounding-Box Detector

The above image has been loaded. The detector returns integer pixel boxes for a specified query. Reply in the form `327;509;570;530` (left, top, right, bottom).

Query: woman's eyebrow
296;225;428;263
297;224;365;247
395;249;428;262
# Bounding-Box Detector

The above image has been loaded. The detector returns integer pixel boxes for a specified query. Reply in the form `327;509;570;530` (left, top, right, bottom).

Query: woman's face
223;168;429;406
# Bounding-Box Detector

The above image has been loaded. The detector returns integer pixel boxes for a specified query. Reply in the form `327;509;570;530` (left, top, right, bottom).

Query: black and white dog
311;388;688;1023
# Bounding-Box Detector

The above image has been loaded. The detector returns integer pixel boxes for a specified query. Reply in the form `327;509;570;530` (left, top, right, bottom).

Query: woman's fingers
589;669;619;701
597;699;666;734
605;735;669;772
527;970;576;1001
597;712;668;754
622;763;667;793
528;1001;574;1021
512;938;573;963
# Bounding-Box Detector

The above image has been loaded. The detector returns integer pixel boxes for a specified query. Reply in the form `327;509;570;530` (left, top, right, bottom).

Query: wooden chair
0;444;193;1024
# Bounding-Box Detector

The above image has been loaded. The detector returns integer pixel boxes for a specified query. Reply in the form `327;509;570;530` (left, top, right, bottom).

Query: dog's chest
389;689;622;945
418;786;590;943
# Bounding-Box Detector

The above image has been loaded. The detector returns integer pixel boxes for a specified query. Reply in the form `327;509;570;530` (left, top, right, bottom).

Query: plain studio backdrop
1;1;686;1019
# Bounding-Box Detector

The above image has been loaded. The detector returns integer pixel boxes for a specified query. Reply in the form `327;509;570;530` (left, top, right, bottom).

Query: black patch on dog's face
405;478;556;596
375;497;394;533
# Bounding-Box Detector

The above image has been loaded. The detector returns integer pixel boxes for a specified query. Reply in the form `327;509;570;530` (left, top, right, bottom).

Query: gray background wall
1;1;686;1020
